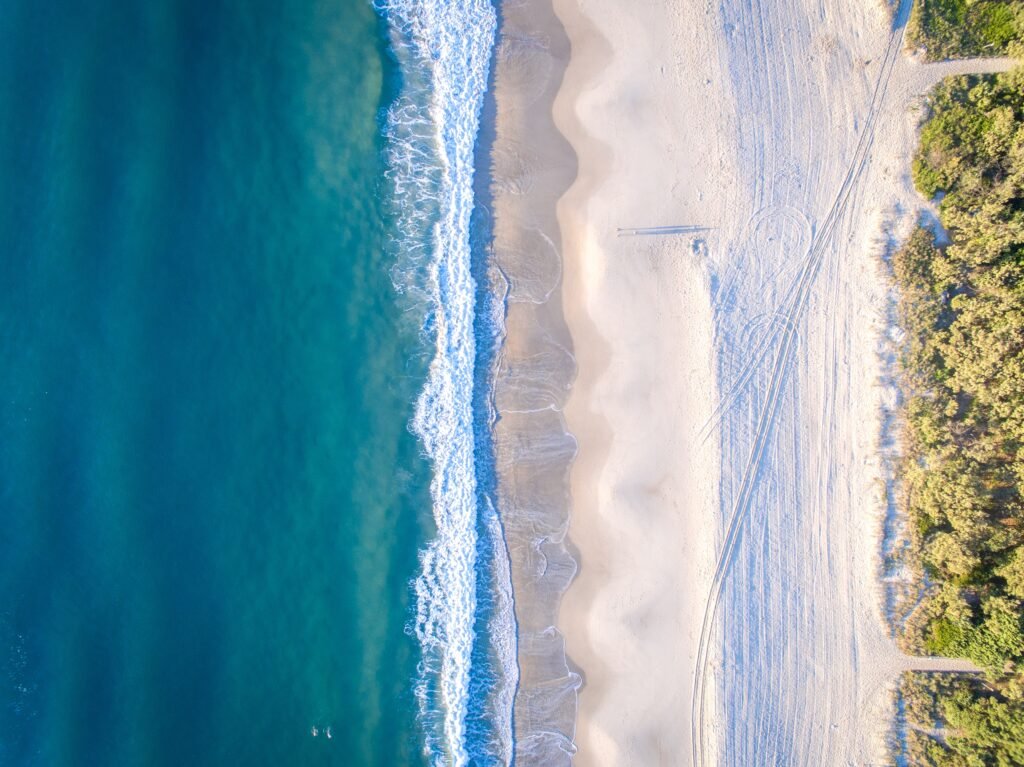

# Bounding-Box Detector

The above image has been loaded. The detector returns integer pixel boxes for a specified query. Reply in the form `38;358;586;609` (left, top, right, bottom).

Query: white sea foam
375;0;504;765
482;495;519;765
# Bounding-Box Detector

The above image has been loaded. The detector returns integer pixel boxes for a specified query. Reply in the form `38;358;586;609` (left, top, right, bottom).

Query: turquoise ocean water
0;0;512;765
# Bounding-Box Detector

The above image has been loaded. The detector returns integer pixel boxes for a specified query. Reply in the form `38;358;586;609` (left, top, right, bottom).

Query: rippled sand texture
487;0;580;763
545;0;1010;765
552;0;723;762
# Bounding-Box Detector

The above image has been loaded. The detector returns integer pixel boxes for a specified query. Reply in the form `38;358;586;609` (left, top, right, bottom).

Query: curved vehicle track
690;2;912;764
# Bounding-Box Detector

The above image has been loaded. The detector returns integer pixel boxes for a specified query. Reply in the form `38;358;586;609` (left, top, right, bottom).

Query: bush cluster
908;0;1024;60
895;64;1024;764
899;673;1024;765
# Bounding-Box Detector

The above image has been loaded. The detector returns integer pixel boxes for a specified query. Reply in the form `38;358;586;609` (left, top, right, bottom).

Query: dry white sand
552;0;726;763
546;0;1011;764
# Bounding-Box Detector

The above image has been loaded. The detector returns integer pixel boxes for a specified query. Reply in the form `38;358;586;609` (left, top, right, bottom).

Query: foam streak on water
375;1;502;764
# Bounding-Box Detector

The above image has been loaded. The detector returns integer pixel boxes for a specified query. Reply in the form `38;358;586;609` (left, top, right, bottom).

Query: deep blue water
0;1;433;764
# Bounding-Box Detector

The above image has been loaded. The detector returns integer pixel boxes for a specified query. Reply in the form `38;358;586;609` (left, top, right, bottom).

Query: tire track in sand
690;4;911;764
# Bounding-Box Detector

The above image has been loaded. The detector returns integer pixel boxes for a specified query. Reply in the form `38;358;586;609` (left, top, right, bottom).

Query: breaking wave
375;1;517;764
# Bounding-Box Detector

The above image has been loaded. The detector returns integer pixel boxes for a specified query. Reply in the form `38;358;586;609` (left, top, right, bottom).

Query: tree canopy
894;63;1024;766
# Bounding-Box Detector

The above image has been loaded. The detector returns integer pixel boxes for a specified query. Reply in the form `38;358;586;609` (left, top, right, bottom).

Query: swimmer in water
311;726;318;737
326;727;333;740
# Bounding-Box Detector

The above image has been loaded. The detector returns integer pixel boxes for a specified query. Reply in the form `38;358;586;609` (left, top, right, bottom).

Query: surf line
375;0;505;765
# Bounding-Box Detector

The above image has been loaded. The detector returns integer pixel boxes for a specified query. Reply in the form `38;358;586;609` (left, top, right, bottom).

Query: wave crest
375;1;510;765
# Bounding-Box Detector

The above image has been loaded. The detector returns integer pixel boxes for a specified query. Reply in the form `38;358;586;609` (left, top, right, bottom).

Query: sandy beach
551;0;725;763
489;0;1013;763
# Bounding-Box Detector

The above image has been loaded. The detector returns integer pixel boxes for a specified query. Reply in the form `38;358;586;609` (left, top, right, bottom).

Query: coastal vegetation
893;58;1024;764
899;673;1024;764
907;0;1024;59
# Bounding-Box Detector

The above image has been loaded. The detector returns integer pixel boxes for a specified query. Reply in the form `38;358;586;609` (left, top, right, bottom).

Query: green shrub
896;63;1024;764
899;674;1024;764
908;0;1024;60
928;616;968;654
